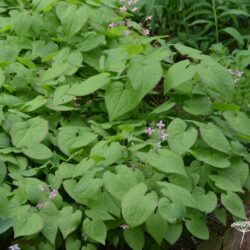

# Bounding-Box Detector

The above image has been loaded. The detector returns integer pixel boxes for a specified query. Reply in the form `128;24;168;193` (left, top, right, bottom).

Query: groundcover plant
0;0;250;249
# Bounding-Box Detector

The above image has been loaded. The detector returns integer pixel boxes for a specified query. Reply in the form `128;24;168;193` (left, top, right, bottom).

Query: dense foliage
0;0;250;250
137;0;250;51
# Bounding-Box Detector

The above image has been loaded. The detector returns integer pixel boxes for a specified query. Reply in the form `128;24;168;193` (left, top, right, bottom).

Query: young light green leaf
221;192;246;219
121;183;158;227
197;60;234;101
159;182;197;208
200;123;231;154
58;206;82;239
164;60;196;93
223;111;250;136
83;219;107;245
164;222;183;245
69;73;110;96
185;216;209;240
124;227;145;250
158;197;186;223
105;82;140;121
192;187;217;213
128;56;162;99
20;95;47;112
58;126;97;155
10;117;48;148
103;165;137;201
146;213;168;245
14;213;44;237
192;148;230;168
146;149;187;176
22;143;52;160
152;100;176;114
167;119;198;155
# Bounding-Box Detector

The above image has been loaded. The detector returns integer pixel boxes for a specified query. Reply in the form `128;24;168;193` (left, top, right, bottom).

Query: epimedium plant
0;0;250;250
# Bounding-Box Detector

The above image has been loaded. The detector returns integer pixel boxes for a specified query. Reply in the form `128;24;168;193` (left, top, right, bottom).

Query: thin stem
211;0;219;43
240;231;245;248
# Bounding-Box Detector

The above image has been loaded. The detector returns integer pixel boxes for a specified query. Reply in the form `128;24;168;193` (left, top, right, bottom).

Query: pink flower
120;224;129;230
39;185;45;192
128;0;138;5
123;30;131;36
160;131;168;141
142;29;150;36
119;6;127;13
131;7;138;12
235;70;243;77
145;15;153;21
145;127;154;136
156;120;165;129
49;189;58;199
108;22;116;29
36;202;48;209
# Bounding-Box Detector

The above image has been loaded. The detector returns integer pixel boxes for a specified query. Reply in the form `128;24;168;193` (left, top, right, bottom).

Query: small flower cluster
9;244;21;250
228;69;244;83
35;186;59;209
108;0;152;37
231;220;250;247
145;120;168;148
120;224;129;230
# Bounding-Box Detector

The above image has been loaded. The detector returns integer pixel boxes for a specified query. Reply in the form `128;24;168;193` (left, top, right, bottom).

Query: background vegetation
0;0;250;250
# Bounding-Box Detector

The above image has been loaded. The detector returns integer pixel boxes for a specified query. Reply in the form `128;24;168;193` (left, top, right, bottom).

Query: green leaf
124;227;145;250
197;60;234;101
121;183;158;227
105;82;139;121
0;217;13;235
40;202;59;246
221;192;246;219
20;95;47;112
10;117;48;148
152;100;176;114
69;73;110;96
185;216;209;240
58;206;82;239
164;222;182;245
159;182;197;208
164;60;196;93
58;126;96;155
223;27;244;45
22;143;52;160
192;148;230;168
200;123;231;154
146;149;187;176
128;56;162;98
212;103;240;111
209;173;242;192
53;85;75;106
83;219;107;245
56;3;88;37
223;111;250;136
103;165;137;201
14;213;44;237
184;96;212;115
158;198;186;223
192;187;217;213
90;141;124;167
174;44;202;57
0;68;5;87
167;119;198;155
146;213;168;245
